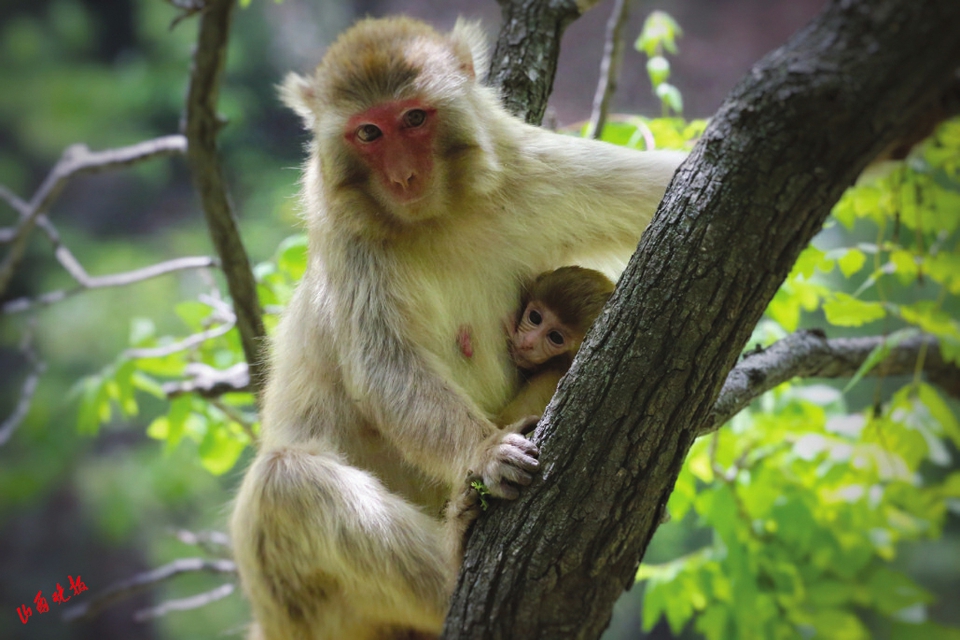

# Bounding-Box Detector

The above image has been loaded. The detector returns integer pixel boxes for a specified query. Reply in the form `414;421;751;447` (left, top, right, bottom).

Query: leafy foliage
638;118;960;639
74;234;307;475
635;11;685;116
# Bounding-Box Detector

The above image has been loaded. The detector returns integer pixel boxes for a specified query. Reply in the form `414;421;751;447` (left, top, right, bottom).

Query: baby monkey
498;266;615;425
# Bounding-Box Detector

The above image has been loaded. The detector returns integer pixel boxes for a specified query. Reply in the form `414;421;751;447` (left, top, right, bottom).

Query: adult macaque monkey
498;266;615;426
230;16;684;640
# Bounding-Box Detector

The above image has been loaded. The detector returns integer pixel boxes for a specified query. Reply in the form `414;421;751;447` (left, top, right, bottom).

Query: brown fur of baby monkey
498;267;615;426
229;16;684;640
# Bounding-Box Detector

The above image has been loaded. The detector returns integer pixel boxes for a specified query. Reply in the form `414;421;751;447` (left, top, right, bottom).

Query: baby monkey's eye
548;331;564;346
403;109;427;127
356;124;382;142
528;310;542;325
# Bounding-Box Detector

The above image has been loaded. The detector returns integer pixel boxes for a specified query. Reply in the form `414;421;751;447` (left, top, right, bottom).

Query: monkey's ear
279;72;318;129
450;19;489;81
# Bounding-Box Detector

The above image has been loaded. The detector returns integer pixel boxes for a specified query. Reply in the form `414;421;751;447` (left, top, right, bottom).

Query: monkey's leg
231;443;455;640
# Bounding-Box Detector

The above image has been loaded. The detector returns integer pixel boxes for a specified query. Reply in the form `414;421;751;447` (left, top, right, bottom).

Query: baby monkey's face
508;302;580;370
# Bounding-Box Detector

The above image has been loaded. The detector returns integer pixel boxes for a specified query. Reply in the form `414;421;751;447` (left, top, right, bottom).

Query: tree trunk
443;1;960;638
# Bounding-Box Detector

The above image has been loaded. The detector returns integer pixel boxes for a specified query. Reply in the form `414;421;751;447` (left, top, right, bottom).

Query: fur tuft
279;72;317;129
450;19;490;81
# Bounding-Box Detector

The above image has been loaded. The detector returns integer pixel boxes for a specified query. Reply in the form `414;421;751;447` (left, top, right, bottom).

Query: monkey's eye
548;331;565;346
356;124;382;142
403;109;427;128
528;310;542;325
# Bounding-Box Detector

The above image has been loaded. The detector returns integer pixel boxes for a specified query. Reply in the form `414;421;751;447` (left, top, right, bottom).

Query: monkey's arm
515;130;686;258
496;369;564;426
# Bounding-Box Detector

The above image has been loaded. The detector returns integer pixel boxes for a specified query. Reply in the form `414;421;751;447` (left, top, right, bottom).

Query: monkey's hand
472;416;540;500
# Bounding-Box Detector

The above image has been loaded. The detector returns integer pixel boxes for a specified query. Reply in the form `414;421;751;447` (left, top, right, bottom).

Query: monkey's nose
392;173;416;189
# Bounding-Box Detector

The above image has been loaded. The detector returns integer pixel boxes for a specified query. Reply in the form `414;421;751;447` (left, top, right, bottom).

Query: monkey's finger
498;443;539;472
494;482;520;501
497;463;534;487
501;433;540;459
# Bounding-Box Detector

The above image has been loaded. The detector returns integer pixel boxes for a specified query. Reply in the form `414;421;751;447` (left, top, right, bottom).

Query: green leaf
656;83;683;114
899;301;958;337
836;248;867;277
114;359;138;417
889;249;920;283
132;371;165;399
806;579;856;607
166;396;192;448
667;462;696;521
926;252;960;294
635;11;683;57
866;567;933;615
198;422;247;475
794;245;830;279
77;375;106;435
916;383;960;447
823;293;886;327
843;328;921;393
277;233;308;281
175;300;213;330
641;576;668;631
146;416;169;440
809;609;869;640
646;56;670;86
694;604;729;640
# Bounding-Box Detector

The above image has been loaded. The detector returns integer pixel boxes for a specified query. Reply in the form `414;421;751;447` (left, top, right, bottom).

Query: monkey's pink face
345;99;438;209
509;303;574;370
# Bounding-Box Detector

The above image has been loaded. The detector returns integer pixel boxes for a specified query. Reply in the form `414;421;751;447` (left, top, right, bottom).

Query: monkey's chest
399;257;521;416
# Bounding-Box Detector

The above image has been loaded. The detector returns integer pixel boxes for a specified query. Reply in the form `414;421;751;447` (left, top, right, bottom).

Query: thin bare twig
61;557;236;622
124;321;236;359
0;320;47;446
133;583;235;621
172;528;232;553
702;330;959;434
2;255;218;315
183;0;266;397
162;362;250;398
586;0;632;139
165;0;206;29
0;135;187;297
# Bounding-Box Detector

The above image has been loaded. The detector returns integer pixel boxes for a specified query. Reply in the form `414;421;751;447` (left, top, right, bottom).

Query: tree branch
61;557;236;623
704;330;960;434
182;0;266;397
586;0;632;139
0;136;187;298
133;583;235;621
161;362;250;398
446;1;960;637
0;321;46;446
2;254;218;315
489;0;601;123
124;321;236;360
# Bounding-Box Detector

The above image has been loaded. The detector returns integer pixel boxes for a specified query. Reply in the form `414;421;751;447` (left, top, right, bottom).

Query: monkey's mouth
390;188;427;205
508;342;536;370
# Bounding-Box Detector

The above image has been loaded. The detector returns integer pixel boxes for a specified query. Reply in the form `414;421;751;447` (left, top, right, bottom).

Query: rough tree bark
489;0;601;123
183;0;267;395
444;1;960;638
